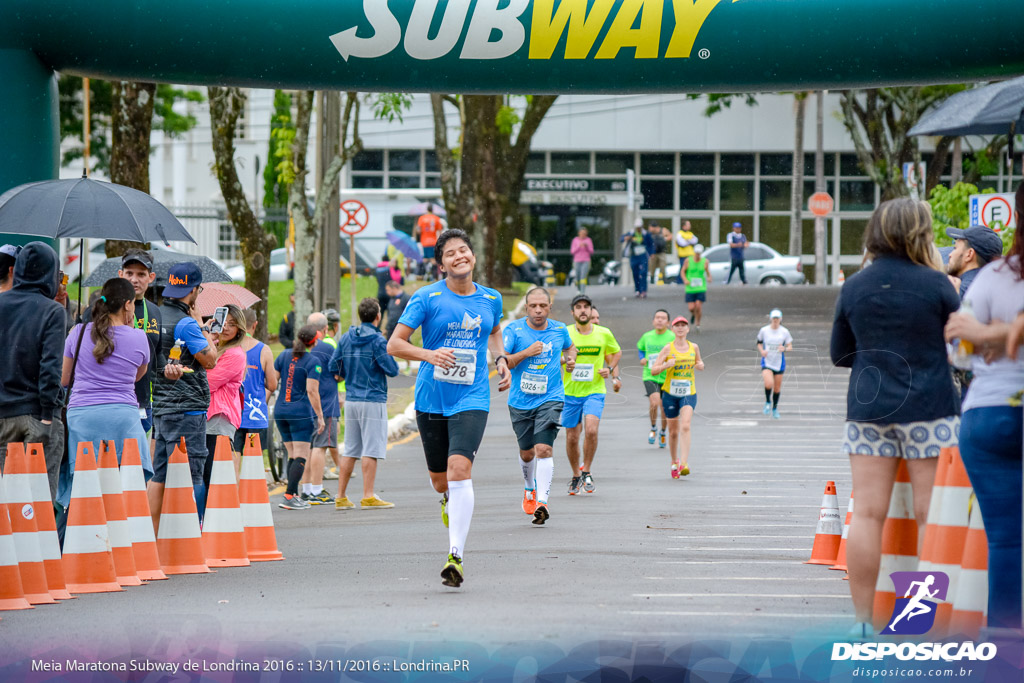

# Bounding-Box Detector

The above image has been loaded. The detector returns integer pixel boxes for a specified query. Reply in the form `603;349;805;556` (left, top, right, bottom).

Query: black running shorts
643;380;661;397
416;410;489;473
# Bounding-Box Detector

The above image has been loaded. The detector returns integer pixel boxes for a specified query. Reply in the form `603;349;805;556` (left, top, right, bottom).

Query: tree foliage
263;90;294;247
927;182;1014;252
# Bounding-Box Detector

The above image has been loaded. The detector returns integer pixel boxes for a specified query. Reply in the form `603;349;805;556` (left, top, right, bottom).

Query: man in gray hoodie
329;298;399;509
0;242;67;501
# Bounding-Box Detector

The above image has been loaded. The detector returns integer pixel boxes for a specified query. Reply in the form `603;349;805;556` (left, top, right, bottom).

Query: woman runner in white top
757;309;793;419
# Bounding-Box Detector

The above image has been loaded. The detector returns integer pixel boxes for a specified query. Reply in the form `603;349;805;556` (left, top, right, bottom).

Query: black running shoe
532;504;549;525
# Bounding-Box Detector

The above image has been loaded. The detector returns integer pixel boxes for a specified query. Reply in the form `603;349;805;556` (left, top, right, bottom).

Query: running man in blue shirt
503;287;576;525
388;228;511;588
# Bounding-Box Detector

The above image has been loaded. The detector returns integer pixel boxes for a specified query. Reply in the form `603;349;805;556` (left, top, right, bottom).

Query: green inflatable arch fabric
1;0;1023;193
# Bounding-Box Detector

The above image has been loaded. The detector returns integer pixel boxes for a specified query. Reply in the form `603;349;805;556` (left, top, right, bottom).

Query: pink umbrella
195;282;261;317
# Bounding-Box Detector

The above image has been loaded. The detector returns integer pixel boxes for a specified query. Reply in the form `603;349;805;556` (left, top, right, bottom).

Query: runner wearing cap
637;310;673;449
650;316;704;478
562;293;621;494
757;309;793;420
502;286;576;525
682;244;711;330
387;228;511;588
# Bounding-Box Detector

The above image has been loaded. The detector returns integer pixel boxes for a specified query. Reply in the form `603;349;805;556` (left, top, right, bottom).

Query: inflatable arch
2;0;1022;194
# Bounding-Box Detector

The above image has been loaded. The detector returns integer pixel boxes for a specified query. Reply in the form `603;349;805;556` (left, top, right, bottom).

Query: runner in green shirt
683;245;712;330
637;310;674;449
561;294;622;495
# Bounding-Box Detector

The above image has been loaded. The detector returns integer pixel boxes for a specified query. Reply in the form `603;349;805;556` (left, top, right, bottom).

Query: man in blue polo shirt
726;221;749;285
502;287;576;525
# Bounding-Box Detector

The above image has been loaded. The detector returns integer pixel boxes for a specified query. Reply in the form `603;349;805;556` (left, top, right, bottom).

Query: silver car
664;242;805;286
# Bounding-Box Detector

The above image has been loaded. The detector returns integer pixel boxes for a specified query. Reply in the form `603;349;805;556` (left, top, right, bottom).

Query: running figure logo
881;571;949;635
461;312;483;336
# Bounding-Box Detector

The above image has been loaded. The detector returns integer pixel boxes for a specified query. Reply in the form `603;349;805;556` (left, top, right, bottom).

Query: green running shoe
440;492;449;528
441;553;464;587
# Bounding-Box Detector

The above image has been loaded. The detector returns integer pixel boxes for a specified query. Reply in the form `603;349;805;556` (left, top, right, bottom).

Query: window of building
679;154;714;176
759;154;792;176
720;180;754;211
425;149;439;172
351;176;383;189
388;149;420;172
641;179;674;210
679;180;714;211
840;218;868;255
218;222;240;262
550;152;590;174
352;150;384;171
804;153;836;176
640;153;674;175
684;218;713;250
759;180;791;211
425;175;441;188
526;152;546;174
388;175;420;189
595;152;634;174
839;180;876;211
757;215;789;254
839;153;865;175
720;154;754;175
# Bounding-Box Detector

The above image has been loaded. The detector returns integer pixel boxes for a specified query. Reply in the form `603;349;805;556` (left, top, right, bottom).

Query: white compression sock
302;483;311;495
519;456;537;490
447;479;474;559
311;484;323;496
535;457;554;504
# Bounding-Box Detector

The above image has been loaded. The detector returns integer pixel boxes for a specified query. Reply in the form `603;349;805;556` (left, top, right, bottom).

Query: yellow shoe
334;496;355;509
680;464;690;476
361;496;395;509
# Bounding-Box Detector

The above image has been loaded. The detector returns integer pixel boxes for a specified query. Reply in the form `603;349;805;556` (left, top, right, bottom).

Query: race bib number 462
571;363;595;383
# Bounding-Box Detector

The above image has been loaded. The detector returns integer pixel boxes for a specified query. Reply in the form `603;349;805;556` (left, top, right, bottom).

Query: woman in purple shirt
57;278;151;509
570;228;594;295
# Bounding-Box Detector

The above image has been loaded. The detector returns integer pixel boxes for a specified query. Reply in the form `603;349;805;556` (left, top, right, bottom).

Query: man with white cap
757;309;793;419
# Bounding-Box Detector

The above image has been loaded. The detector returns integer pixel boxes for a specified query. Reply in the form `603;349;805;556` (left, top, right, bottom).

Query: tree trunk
789;94;806;257
107;81;156;258
208;86;277;342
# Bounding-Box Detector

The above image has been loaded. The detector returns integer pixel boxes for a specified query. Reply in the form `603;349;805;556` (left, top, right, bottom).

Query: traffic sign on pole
808;192;834;217
969;193;1017;231
340;199;369;325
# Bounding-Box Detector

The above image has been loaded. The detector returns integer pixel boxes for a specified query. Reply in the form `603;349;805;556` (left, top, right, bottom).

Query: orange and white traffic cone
837;269;845;286
918;447;970;634
61;442;122;594
239;433;283;562
806;481;843;565
0;472;33;611
831;490;854;572
2;443;56;604
872;460;918;632
949;496;988;639
120;439;166;581
156;442;210;575
97;441;142;587
202;435;249;567
23;444;72;599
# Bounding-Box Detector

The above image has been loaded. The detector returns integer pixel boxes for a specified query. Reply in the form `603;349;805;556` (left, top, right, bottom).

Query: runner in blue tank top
388;229;511;588
233;309;278;468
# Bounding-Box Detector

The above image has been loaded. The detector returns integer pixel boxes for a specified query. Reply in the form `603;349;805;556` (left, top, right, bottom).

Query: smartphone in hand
210;306;229;334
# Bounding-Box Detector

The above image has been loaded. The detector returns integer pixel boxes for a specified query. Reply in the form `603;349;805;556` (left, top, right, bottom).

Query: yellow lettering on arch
594;0;664;60
529;0;615;60
665;0;734;58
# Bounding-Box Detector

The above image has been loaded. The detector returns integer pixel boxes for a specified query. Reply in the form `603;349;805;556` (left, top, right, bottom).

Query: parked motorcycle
511;238;553;287
566;258;621;287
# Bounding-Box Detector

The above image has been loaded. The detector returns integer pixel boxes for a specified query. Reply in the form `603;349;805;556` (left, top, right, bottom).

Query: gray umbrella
0;175;196;245
83;251;231;288
909;75;1024;137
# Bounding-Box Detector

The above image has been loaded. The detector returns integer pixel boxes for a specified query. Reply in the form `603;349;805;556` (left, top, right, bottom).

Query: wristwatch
494;354;508;366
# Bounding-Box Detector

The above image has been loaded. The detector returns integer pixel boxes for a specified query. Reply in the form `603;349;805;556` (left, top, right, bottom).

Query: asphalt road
0;282;858;665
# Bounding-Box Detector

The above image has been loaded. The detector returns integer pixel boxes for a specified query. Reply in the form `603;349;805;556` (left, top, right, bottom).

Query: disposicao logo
330;0;741;62
831;571;997;663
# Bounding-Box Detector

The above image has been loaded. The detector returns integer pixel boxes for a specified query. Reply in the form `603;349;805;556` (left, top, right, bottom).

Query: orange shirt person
414;204;445;260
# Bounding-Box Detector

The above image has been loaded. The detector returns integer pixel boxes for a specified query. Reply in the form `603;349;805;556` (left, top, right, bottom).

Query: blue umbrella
387;230;421;262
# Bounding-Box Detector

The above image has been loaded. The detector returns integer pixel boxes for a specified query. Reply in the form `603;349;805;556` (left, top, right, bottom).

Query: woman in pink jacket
199;304;248;521
570;228;595;294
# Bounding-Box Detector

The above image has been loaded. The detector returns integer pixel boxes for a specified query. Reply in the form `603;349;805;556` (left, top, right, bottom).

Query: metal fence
166;205;288;265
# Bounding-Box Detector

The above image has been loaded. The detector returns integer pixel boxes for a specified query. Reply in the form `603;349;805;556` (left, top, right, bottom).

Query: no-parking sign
969;193;1017;231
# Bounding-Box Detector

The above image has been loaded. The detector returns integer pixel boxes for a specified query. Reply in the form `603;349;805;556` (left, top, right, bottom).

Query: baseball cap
634;218;644;228
945;226;1004;264
323;308;341;324
694;244;705;254
570;293;593;308
120;248;154;271
671;316;690;326
769;309;783;319
163;262;203;298
0;244;22;258
732;222;743;228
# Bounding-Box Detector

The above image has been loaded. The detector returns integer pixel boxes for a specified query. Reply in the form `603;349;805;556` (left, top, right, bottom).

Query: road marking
644;576;839;581
667;547;807;552
670;535;809;539
657;560;795;565
717;420;758;427
633;594;848;599
623;611;844;618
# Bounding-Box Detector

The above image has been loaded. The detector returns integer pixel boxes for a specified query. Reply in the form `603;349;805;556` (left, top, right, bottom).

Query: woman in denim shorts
830;198;961;638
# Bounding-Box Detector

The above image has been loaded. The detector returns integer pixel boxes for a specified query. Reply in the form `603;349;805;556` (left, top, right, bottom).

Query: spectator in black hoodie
0;242;67;501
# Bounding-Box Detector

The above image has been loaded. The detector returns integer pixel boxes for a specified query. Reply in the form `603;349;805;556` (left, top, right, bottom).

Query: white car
225;247;290;282
663;242;805;285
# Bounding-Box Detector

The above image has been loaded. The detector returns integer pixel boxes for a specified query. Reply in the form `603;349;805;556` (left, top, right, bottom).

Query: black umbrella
909;75;1024;174
83;251;232;288
0;175;196;244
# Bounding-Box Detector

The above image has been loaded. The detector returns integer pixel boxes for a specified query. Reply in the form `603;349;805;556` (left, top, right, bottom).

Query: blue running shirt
503;318;573;410
398;280;503;416
240;341;269;429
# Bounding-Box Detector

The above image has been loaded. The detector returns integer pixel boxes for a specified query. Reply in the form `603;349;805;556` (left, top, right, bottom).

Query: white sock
447;479;474;559
536;457;554;505
519;456;537;490
311;484;323;496
301;483;311;494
